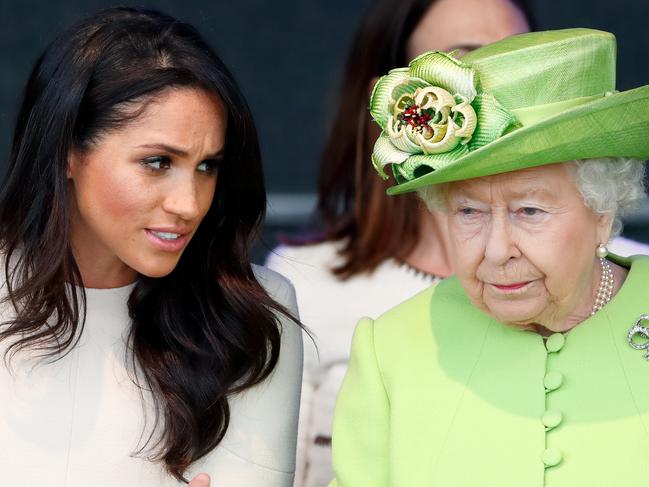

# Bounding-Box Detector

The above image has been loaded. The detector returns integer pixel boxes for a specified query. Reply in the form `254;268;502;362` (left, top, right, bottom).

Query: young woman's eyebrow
137;143;224;159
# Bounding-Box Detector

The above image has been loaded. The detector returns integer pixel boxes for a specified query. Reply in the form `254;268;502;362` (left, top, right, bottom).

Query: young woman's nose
161;174;200;221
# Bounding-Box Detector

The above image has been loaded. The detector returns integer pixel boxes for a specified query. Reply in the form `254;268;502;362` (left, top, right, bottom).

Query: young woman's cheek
83;157;157;227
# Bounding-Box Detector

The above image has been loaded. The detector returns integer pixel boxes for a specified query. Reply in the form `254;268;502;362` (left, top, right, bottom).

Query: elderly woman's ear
596;211;615;247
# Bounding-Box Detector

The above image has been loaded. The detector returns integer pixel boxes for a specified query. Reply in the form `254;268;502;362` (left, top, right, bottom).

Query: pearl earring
596;243;609;259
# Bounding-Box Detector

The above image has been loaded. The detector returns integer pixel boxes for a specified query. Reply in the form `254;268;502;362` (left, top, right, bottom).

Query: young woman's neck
71;237;138;289
69;202;138;289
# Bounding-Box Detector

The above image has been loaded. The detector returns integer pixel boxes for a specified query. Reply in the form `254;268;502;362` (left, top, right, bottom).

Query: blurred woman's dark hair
0;7;293;481
317;0;536;278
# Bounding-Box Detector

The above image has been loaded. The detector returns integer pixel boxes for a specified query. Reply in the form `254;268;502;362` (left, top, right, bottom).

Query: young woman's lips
144;229;190;252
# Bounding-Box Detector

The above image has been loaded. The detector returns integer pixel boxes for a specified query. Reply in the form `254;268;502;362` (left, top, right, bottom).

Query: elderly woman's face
68;88;225;287
446;164;611;331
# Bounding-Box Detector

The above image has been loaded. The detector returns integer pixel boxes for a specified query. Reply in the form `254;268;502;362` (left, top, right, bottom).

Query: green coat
329;255;649;486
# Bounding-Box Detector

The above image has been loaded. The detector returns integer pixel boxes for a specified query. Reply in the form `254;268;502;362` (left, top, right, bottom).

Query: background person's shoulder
265;240;345;273
252;264;296;307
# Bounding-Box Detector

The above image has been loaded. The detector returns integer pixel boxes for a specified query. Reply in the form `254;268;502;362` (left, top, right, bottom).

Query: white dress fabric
265;235;649;487
0;265;302;487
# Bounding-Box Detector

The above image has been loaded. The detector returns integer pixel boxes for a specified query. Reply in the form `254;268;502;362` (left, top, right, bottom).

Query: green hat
369;28;649;195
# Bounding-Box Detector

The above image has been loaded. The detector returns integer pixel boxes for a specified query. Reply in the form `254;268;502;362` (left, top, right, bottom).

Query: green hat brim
387;85;649;195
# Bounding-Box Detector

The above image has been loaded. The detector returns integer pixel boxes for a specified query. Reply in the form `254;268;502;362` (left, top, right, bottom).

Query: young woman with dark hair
266;0;648;485
0;7;302;487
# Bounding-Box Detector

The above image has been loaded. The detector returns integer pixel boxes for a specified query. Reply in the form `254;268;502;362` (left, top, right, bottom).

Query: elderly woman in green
329;29;649;487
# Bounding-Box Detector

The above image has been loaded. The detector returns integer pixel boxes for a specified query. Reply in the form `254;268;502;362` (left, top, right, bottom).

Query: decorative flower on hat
370;51;519;183
387;85;477;153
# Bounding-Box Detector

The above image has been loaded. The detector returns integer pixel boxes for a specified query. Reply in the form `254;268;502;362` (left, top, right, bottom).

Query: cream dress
0;265;302;486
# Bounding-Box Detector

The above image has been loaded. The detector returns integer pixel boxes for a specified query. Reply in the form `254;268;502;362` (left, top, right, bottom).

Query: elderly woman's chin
478;282;555;329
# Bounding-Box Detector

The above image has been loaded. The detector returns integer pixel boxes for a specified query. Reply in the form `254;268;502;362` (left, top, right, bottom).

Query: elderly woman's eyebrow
447;186;481;200
449;185;557;203
508;187;557;200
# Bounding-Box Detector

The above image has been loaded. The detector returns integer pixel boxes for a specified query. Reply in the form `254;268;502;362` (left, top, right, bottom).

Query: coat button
544;371;563;391
546;333;565;353
542;447;563;467
542;410;563;429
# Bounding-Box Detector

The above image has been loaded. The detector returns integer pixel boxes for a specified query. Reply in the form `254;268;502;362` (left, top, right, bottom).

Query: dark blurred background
1;0;648;261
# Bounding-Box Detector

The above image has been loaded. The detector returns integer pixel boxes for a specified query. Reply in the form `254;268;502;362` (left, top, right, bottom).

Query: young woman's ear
67;150;81;179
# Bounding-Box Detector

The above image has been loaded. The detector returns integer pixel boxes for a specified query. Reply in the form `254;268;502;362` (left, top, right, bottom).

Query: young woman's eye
141;156;171;171
197;159;220;174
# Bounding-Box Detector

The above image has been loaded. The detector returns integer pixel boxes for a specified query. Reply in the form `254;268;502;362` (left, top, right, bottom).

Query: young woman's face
68;88;226;287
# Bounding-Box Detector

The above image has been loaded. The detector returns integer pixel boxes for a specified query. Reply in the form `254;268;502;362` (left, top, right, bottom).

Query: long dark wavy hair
316;0;536;277
0;7;294;481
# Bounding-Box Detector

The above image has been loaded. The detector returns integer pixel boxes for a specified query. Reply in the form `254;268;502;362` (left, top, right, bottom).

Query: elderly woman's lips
492;282;531;291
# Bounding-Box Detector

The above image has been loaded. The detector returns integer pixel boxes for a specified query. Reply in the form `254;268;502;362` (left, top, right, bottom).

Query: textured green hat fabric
367;29;649;195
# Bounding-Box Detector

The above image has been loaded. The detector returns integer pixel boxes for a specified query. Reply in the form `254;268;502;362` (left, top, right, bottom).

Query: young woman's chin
128;253;184;278
115;228;198;280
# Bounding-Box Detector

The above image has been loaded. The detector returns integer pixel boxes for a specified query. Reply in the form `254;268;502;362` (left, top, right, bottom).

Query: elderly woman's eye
141;156;171;171
518;207;544;216
460;207;479;216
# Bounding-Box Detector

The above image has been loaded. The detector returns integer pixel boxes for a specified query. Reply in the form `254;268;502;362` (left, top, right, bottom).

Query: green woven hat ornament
369;28;649;195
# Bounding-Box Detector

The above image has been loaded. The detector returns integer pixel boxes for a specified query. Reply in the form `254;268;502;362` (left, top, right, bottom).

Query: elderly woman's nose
162;174;200;220
484;214;519;264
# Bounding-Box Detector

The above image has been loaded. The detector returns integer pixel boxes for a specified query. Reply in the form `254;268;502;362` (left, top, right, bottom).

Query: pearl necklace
591;258;614;316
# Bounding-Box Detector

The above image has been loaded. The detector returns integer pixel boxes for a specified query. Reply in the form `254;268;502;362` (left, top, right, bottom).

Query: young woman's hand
188;473;210;486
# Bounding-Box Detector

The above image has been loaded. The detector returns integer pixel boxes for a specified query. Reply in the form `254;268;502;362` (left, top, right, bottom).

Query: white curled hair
416;157;647;239
416;182;447;213
571;157;646;238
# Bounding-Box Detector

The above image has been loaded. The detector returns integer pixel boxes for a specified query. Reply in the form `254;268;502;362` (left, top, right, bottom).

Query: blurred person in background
0;7;302;487
266;0;649;485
